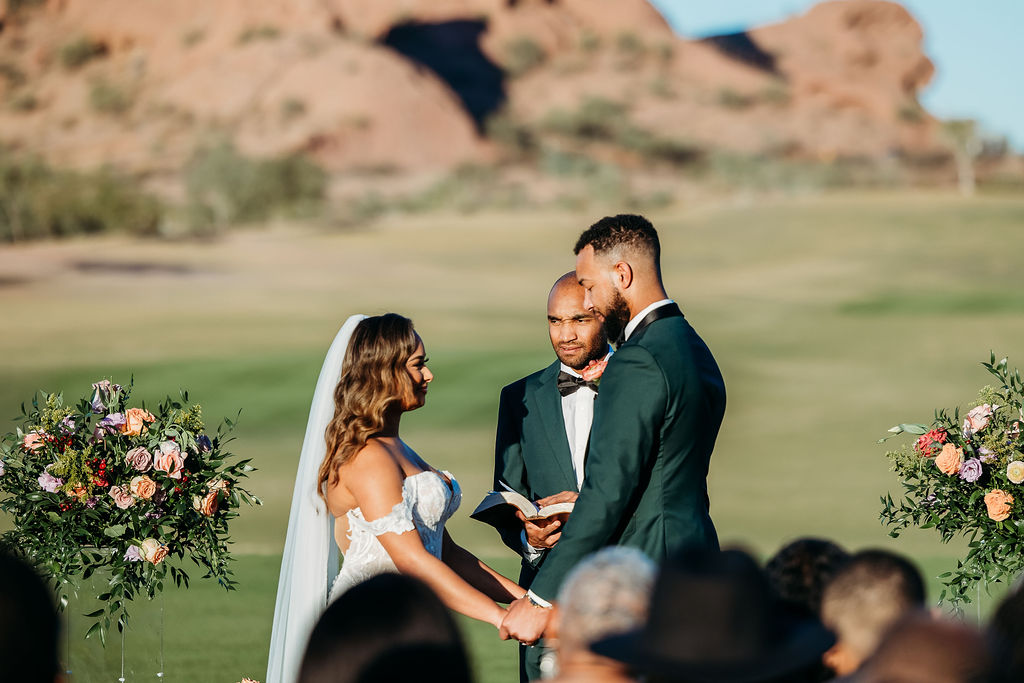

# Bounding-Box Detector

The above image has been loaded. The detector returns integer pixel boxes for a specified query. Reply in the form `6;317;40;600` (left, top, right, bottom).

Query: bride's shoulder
340;438;402;481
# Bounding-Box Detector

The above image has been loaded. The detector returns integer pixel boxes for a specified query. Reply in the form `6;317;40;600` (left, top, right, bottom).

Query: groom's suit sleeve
492;382;539;563
527;345;667;601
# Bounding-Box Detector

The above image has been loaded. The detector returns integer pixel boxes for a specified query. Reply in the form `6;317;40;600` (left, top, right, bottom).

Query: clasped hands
500;490;577;644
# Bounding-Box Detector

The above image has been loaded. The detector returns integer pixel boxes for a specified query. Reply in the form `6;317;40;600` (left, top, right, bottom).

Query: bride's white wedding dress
329;469;461;601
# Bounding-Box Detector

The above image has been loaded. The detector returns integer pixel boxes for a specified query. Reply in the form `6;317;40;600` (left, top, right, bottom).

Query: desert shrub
898;101;925;124
9;92;38;112
649;76;676;99
0;156;162;242
760;82;791;106
184;141;327;230
617;127;703;166
0;62;26;88
485;110;537;158
717;88;755;110
237;25;281;44
59;37;107;70
543;97;627;141
280;98;307;121
579;31;601;53
503;37;546;77
89;79;133;115
182;29;206;48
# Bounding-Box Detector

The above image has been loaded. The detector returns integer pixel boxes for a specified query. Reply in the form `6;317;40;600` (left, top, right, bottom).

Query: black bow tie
557;371;599;397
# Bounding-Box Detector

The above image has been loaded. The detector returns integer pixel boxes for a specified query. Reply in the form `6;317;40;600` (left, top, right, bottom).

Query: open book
470;488;575;528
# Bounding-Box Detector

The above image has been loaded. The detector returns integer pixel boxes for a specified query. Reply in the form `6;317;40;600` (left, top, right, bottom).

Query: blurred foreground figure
852;613;991;683
298;573;472;683
0;552;61;683
765;538;850;618
591;546;833;683
547;547;656;683
820;549;925;677
988;584;1024;683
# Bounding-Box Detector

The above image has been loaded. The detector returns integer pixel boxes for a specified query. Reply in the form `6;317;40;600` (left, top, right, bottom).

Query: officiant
488;271;611;682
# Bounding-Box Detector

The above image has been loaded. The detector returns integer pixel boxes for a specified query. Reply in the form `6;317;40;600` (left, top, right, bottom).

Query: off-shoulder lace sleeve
359;498;416;537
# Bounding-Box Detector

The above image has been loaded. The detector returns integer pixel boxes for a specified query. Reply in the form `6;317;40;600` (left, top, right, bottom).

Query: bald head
547;272;608;371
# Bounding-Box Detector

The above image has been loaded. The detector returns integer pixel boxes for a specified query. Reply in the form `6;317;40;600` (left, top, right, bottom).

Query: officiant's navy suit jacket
492;359;581;587
528;307;726;601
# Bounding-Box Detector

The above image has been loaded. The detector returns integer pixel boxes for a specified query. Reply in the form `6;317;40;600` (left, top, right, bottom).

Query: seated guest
546;547;656;683
988;582;1024;683
298;573;473;683
820;549;926;678
591;546;834;683
765;538;850;618
852;613;991;683
0;552;61;683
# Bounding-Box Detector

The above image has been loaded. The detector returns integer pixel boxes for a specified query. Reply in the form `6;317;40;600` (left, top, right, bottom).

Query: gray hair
557;546;657;648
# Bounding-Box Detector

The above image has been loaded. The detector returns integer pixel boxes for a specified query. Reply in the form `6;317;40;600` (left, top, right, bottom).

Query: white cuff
520;529;545;562
527;590;553;608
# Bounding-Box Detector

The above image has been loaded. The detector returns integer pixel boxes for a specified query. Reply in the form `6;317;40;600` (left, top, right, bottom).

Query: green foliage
898;101;926;124
615;31;646;61
760;82;791;106
0;380;260;643
0;156;163;242
484;110;537;158
88;79;133;115
543;96;627;141
880;354;1024;606
181;28;206;48
184;141;327;230
9;92;38;112
59;37;107;70
0;61;27;88
503;37;546;77
579;30;601;53
280;97;307;121
237;25;281;45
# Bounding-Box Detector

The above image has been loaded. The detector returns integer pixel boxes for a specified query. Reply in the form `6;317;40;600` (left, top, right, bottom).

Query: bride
267;314;525;683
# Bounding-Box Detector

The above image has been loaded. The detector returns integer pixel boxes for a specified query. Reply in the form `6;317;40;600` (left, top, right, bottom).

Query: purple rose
93;413;126;440
125;446;153;472
123;545;143;562
84;496;99;509
196;435;212;452
979;447;996;463
58;416;76;435
38;471;63;492
960;458;984;483
90;380;122;414
0;459;5;477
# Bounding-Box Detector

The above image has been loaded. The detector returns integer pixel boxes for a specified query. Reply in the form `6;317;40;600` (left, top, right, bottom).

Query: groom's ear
613;260;634;289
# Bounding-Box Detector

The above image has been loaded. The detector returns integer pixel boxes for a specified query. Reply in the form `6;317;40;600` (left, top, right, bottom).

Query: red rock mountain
0;0;942;174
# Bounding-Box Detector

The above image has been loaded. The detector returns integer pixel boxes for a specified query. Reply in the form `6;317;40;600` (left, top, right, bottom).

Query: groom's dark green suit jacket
528;303;726;601
493;360;581;588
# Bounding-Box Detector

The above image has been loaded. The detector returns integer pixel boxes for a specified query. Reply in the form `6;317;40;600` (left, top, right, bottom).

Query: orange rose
935;443;963;476
22;432;45;452
192;490;219;516
129;475;158;500
985;489;1014;522
122;408;155;437
140;538;169;564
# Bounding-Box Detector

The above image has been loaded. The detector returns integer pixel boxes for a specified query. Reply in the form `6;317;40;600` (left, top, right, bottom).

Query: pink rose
125;446;153;472
108;485;135;509
580;358;608;383
963;404;997;436
154;441;187;480
22;432;45;452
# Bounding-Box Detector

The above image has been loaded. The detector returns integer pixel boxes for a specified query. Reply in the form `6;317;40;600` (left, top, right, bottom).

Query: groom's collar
623;299;676;342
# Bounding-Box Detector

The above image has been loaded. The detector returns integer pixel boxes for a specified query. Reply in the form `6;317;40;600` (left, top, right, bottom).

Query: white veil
266;314;367;683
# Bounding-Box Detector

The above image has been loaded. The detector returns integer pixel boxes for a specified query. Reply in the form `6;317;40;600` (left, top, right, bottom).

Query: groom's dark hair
0;552;60;683
574;214;661;263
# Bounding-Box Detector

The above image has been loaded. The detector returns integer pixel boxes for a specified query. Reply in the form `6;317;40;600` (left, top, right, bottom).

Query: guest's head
765;538;850;619
553;547;656;679
592;546;834;683
988;582;1024;682
298;573;471;683
548;272;608;371
573;214;664;342
0;552;60;683
820;549;926;677
853;613;991;683
320;313;429;496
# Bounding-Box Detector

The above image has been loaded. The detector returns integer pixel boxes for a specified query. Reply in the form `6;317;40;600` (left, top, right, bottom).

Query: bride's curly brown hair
319;314;420;499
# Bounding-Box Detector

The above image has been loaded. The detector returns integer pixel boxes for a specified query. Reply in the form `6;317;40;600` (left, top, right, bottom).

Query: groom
491;272;611;681
500;214;727;644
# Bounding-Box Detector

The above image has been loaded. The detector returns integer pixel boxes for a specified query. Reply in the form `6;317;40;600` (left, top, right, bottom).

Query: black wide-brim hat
591;547;835;683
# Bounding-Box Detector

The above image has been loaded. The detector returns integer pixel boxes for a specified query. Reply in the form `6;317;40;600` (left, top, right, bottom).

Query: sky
649;0;1024;150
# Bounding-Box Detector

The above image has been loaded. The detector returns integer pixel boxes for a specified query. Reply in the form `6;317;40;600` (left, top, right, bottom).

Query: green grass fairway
3;191;1024;681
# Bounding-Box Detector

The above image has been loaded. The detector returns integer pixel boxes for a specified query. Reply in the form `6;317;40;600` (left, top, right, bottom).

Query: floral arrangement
0;379;259;643
880;354;1024;605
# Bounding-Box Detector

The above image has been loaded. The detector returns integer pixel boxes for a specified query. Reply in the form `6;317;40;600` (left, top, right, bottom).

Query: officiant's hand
499;595;553;645
517;491;577;549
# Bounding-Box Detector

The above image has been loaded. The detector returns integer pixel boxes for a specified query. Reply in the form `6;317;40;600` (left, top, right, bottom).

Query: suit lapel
531;363;579;493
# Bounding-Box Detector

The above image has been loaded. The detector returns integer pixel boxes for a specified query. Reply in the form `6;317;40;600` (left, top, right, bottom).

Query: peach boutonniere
580;358;608;384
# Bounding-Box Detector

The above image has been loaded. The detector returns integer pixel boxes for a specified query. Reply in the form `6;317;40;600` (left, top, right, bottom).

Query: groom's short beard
600;289;631;343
